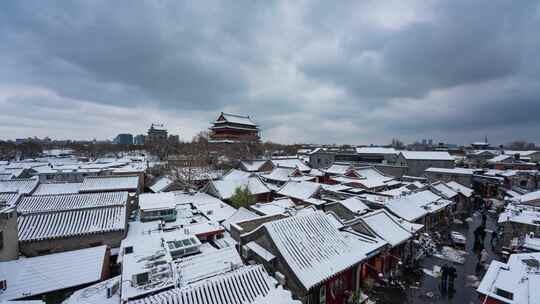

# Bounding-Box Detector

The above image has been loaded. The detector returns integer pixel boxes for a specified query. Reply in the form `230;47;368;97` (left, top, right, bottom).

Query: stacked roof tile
129;265;273;304
79;175;139;193
18;206;126;242
17;192;128;214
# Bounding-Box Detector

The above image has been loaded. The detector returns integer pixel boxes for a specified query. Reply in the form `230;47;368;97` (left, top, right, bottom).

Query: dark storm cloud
0;0;539;144
301;1;538;100
0;1;265;109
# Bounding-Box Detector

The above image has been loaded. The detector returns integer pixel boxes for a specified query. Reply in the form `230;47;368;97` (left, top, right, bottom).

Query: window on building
124;246;134;254
0;231;3;250
135;272;149;286
495;288;513;300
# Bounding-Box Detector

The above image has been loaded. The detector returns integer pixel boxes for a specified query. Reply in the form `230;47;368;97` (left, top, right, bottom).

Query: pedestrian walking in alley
474;225;486;251
481;212;487;226
476;249;489;271
478;224;486;242
448;265;457;291
441;264;449;290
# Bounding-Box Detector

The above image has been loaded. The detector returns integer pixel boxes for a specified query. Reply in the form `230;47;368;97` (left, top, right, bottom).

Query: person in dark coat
448;265;457;290
441;264;449;290
474;225;485;249
479;225;486;241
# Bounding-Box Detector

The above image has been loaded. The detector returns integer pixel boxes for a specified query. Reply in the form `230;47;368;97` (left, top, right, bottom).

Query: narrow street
373;206;501;304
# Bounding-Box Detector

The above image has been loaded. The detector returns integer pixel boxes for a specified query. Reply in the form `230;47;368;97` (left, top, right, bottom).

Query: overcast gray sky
1;1;539;145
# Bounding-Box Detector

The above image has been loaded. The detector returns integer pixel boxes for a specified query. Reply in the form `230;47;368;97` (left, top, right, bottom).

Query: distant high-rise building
134;134;146;145
209;112;260;142
113;133;133;145
147;123;168;145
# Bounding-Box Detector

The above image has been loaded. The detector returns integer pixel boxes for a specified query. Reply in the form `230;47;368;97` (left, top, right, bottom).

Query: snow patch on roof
277;181;321;201
400;151;454;161
263;211;383;290
0;246;106;301
79;175;139;192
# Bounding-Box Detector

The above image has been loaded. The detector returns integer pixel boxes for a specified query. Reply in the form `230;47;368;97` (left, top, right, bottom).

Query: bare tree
506;140;536;150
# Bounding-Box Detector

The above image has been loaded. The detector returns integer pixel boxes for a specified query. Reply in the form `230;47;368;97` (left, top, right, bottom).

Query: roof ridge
222;112;250;118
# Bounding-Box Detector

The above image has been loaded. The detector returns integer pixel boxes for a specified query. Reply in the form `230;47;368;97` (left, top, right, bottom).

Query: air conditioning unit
274;272;286;286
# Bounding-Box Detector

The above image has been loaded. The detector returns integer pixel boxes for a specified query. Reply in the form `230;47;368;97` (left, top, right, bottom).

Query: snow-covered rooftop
175;247;243;285
400;151;454;161
32;182;82;196
324;164;353;175
320;183;351;192
477;252;540;304
18;205;126;242
361;209;418;247
519;189;540;204
216;112;258;126
522;235;540;252
222;169;253;180
0;172;14;180
384;190;444;221
356;147;397;155
0;192;21;206
62;276;120;304
425;167;476;175
380;186;413;198
129;265;277;304
249;198;296;216
261;167;313;183
0;245;107;301
174;192;237;222
271;158;311;172
262;211;385;290
354;167;394;189
431;182;459;199
446;181;474;197
338;196;370;214
209;176;270;200
488;154;513;163
222;207;259;231
240;160;271;172
0;178;39;194
139;192;176;211
17;191;128;214
79;175;139;193
277;181;321;202
503;150;539;156
498;205;540;226
149;176;173;193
